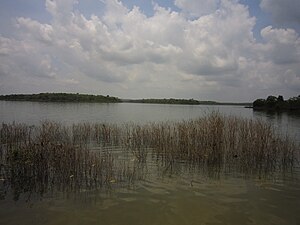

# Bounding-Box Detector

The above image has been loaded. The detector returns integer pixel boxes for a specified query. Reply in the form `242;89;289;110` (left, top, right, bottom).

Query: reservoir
0;101;299;225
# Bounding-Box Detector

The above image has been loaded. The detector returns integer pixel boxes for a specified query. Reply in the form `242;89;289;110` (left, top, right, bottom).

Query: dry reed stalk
0;112;298;201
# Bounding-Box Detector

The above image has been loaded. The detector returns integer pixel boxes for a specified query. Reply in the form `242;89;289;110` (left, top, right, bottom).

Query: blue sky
0;0;299;101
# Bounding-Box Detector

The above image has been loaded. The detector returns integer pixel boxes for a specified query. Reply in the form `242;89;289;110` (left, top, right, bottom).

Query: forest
0;93;121;103
125;98;251;106
253;95;300;110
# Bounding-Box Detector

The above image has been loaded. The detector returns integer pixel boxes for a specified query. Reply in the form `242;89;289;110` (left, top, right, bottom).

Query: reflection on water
253;110;300;143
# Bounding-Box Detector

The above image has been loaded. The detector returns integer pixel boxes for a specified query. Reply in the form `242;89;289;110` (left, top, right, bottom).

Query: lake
1;101;299;139
0;101;300;225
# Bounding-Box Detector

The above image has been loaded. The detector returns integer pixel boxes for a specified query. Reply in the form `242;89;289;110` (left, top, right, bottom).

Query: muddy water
1;166;300;225
0;101;300;225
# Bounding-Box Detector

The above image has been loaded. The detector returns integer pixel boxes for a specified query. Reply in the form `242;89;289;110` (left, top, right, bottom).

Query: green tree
253;99;266;108
266;95;277;108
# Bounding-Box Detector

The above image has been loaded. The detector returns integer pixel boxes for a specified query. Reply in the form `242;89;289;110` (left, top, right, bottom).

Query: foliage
287;95;300;109
0;94;252;106
253;95;300;111
125;98;251;106
0;93;121;103
253;99;266;108
127;98;202;105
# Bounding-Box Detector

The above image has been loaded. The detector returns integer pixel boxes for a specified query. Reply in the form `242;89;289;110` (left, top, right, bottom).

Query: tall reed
0;112;298;201
123;112;298;173
0;122;139;201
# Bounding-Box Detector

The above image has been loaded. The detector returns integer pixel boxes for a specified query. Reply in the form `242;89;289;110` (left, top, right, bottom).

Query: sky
0;0;299;102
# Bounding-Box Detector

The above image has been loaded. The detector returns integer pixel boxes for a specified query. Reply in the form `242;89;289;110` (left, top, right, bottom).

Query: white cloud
0;0;299;101
261;26;300;65
174;0;219;17
16;17;54;43
46;0;78;23
177;0;256;76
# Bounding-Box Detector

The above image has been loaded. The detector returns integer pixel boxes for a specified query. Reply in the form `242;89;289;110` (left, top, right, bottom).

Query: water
1;101;299;142
0;101;300;225
0;101;253;124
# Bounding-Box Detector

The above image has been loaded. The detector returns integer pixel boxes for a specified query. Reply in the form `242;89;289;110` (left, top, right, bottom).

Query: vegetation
0;93;121;103
124;98;251;106
0;93;253;105
1;112;298;201
0;122;141;201
253;95;300;111
124;112;298;171
126;98;203;105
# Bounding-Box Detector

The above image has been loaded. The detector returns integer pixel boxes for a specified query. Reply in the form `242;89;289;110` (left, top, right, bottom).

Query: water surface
0;101;299;225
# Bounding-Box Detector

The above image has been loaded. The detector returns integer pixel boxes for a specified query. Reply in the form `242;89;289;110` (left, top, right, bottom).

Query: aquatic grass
0;112;299;201
122;112;298;173
0;123;140;201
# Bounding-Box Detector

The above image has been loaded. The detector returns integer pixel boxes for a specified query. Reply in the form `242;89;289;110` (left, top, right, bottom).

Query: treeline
0;93;121;103
0;93;253;106
253;95;300;110
125;98;214;105
125;98;251;106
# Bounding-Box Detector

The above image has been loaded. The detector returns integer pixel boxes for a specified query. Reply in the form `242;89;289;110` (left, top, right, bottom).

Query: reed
0;112;298;200
122;112;298;175
0;122;139;201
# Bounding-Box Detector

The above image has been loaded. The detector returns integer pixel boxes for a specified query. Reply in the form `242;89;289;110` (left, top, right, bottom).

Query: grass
0;122;138;201
126;113;298;175
0;112;299;201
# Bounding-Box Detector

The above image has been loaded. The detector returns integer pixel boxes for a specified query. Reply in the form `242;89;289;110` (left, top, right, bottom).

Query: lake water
0;101;300;225
1;101;299;139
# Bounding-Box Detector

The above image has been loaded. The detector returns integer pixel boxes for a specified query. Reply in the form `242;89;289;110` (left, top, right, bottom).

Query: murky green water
0;101;299;225
1;167;300;225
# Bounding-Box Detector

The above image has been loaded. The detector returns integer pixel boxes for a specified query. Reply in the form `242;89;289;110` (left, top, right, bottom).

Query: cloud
174;0;219;17
260;26;300;65
16;17;53;44
177;0;256;76
46;0;78;23
260;0;300;25
0;0;299;101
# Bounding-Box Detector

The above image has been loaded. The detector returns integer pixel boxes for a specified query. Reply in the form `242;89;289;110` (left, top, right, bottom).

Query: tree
253;99;266;108
266;95;277;108
277;95;284;102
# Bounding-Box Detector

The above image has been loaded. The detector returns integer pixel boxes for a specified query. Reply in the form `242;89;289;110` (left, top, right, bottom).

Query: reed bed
0;122;140;201
0;112;298;200
123;112;298;173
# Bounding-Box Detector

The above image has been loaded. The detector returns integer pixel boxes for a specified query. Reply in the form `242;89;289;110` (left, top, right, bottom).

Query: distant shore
252;95;300;111
2;93;299;111
0;93;121;103
122;98;251;106
0;93;252;106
